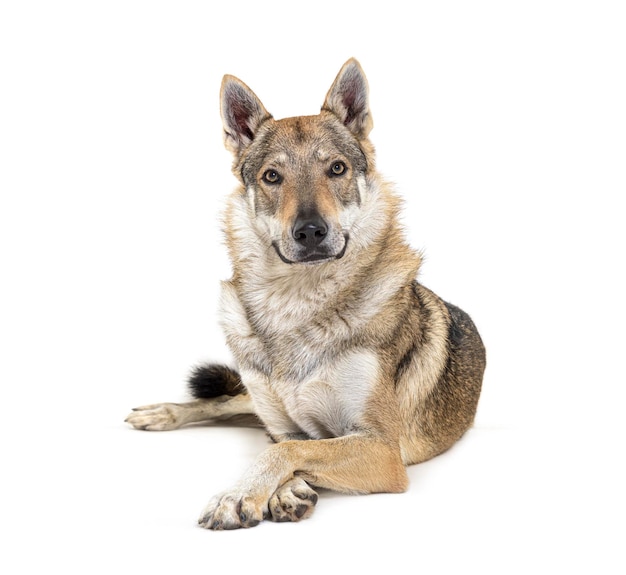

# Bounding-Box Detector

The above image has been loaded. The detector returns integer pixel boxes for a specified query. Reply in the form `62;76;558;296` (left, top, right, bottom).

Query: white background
1;1;624;573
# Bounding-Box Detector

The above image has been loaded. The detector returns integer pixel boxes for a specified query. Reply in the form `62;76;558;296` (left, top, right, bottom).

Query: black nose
292;214;328;247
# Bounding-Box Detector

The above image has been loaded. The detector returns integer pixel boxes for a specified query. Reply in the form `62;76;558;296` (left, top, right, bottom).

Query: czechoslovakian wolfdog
126;58;486;530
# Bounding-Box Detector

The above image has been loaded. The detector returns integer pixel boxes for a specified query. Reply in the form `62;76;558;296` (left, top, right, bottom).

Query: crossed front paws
198;477;318;530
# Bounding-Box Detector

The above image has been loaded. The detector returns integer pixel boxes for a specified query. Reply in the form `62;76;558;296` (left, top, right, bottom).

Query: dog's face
239;113;368;264
221;59;374;265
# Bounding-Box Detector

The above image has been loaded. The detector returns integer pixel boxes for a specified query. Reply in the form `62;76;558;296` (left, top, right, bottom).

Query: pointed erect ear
220;75;271;156
322;58;373;139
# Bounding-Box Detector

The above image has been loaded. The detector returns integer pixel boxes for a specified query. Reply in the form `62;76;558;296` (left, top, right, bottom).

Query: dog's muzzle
272;231;349;265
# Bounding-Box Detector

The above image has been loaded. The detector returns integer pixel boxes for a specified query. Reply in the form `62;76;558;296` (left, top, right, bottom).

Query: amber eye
263;169;282;184
330;161;347;176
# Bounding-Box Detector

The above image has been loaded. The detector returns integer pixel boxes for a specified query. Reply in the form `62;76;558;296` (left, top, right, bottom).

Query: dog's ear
322;58;373;139
220;75;271;156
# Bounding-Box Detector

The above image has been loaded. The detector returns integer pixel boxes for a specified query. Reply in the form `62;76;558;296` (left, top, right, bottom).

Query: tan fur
126;58;486;529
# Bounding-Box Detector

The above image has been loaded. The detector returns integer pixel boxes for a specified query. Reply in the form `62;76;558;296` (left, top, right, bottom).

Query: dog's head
220;59;375;265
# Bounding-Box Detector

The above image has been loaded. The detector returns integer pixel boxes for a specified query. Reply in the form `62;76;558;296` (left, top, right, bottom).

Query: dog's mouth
272;234;349;265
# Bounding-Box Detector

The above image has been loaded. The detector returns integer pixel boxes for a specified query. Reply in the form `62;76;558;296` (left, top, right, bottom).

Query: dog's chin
272;236;349;266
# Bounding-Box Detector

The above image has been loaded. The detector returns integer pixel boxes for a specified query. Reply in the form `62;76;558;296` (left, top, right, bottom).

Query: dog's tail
187;364;246;399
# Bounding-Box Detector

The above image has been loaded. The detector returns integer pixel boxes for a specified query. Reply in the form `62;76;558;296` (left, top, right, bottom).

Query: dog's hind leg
125;363;254;431
125;394;254;431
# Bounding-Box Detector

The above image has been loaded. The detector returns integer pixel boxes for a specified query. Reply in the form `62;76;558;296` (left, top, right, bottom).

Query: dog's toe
198;492;265;530
268;477;318;523
124;403;185;431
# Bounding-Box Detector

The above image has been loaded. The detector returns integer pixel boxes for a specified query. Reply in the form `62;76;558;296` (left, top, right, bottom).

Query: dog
125;58;486;530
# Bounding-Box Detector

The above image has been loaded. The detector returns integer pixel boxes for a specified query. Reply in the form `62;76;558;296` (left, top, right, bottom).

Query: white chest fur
219;280;380;439
270;349;379;439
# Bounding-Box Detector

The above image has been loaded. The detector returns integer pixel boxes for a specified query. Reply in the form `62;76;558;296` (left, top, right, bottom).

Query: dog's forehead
267;148;333;167
261;115;353;161
240;112;367;183
274;116;331;146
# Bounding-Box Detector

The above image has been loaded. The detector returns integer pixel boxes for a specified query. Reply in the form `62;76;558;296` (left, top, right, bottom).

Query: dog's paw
268;477;318;523
198;491;266;530
124;403;186;431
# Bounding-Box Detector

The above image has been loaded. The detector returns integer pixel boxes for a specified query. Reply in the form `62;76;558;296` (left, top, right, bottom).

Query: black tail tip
187;364;244;399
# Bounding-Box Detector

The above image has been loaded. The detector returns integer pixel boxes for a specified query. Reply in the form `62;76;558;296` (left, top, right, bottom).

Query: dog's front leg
198;434;408;530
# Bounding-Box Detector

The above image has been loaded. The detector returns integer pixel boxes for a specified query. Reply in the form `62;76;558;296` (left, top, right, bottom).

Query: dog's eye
262;170;282;184
329;161;347;176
